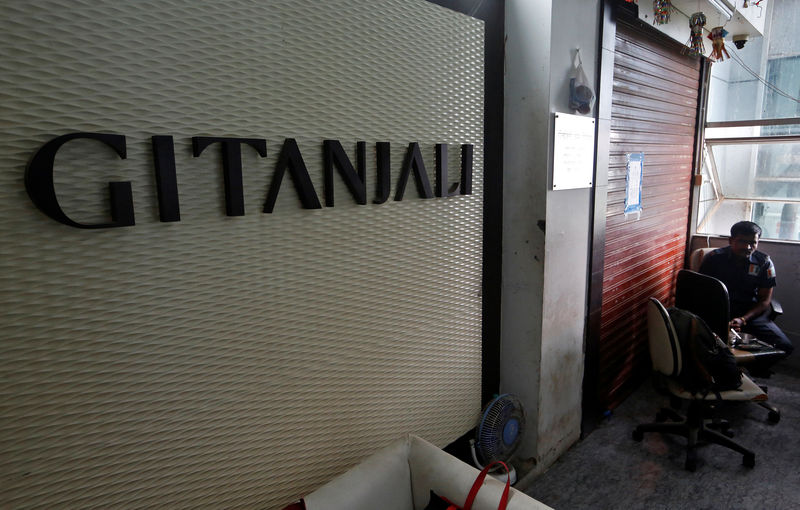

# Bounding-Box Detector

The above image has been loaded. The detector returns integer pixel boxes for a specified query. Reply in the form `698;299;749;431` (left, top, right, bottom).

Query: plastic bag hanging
569;49;595;115
686;12;706;57
708;26;730;61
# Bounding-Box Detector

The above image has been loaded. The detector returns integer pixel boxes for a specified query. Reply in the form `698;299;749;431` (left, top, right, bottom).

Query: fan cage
475;394;525;463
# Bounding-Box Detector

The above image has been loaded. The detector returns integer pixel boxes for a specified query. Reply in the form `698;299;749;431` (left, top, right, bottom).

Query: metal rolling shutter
597;19;701;410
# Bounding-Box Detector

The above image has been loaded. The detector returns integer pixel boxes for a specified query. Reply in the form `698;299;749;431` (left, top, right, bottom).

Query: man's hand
729;317;746;331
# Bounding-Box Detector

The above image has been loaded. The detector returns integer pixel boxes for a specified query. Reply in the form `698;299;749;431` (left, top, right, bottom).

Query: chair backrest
688;248;782;321
646;297;681;377
688;247;716;271
675;269;730;341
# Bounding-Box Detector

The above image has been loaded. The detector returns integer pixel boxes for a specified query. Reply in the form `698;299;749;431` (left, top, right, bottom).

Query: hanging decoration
653;0;672;25
686;12;706;57
708;26;730;61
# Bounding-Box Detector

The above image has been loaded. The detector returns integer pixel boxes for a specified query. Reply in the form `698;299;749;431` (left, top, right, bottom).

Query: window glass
707;38;767;123
698;1;800;241
763;56;800;130
753;202;800;240
709;143;800;200
707;2;800;123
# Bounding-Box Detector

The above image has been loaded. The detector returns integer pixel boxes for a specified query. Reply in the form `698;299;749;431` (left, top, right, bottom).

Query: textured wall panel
0;1;485;508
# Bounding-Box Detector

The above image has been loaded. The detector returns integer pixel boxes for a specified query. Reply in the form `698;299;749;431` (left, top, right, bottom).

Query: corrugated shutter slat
596;20;701;411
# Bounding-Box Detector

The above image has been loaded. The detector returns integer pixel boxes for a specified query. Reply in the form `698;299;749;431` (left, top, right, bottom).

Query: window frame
697;121;800;241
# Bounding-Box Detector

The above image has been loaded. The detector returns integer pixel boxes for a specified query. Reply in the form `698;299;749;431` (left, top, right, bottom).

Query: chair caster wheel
768;410;780;423
743;454;755;468
632;429;643;442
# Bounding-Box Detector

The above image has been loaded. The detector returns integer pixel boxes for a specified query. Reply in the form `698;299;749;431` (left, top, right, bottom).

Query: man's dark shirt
699;246;777;318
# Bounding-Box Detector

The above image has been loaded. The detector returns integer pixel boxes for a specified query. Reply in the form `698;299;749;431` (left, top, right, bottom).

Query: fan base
488;464;517;485
469;439;518;485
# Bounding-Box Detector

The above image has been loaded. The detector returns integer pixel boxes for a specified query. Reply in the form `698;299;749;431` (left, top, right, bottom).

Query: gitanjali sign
25;133;475;229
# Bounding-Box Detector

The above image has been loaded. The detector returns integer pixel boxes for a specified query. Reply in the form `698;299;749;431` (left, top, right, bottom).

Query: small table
731;341;786;365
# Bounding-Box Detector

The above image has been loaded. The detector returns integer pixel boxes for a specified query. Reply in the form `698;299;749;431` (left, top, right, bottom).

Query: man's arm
730;287;773;330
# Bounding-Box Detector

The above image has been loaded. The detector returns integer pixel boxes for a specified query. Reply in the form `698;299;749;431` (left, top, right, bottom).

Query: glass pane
696;197;750;236
762;56;800;132
707;1;800;123
707;38;767;122
768;1;800;63
710;142;800;200
753;202;800;240
699;1;800;241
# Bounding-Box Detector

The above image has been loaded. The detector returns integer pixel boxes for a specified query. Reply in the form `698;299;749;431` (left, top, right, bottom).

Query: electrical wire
727;50;800;104
667;2;800;104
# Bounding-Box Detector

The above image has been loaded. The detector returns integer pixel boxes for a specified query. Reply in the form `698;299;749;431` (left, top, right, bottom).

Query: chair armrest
770;299;783;320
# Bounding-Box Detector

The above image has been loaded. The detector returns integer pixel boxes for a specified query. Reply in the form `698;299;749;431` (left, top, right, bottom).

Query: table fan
469;393;526;485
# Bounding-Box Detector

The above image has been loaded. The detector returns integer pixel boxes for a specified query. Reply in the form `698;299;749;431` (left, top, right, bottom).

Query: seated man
699;221;793;375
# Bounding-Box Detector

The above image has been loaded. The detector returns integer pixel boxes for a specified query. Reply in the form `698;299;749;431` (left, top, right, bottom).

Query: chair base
654;398;734;437
633;400;756;472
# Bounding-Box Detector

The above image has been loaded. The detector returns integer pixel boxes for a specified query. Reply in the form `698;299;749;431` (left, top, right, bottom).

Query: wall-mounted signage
552;112;595;190
25;133;474;229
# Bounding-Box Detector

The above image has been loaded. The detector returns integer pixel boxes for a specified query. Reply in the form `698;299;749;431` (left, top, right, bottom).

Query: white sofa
301;434;553;510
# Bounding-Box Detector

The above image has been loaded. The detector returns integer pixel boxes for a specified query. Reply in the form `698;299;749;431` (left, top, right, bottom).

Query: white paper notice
552;112;595;190
624;152;644;215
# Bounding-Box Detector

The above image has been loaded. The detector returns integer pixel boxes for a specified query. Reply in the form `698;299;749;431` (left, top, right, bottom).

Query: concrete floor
523;366;800;510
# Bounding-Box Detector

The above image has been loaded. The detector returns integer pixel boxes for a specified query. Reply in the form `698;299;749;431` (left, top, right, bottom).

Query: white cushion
303;434;553;510
303;437;413;510
666;373;767;401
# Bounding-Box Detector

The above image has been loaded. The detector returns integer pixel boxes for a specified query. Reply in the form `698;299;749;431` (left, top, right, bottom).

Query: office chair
675;269;730;340
632;298;767;471
676;269;781;423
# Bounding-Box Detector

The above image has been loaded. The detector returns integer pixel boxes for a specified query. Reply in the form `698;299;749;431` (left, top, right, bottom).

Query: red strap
462;461;511;510
437;494;459;510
